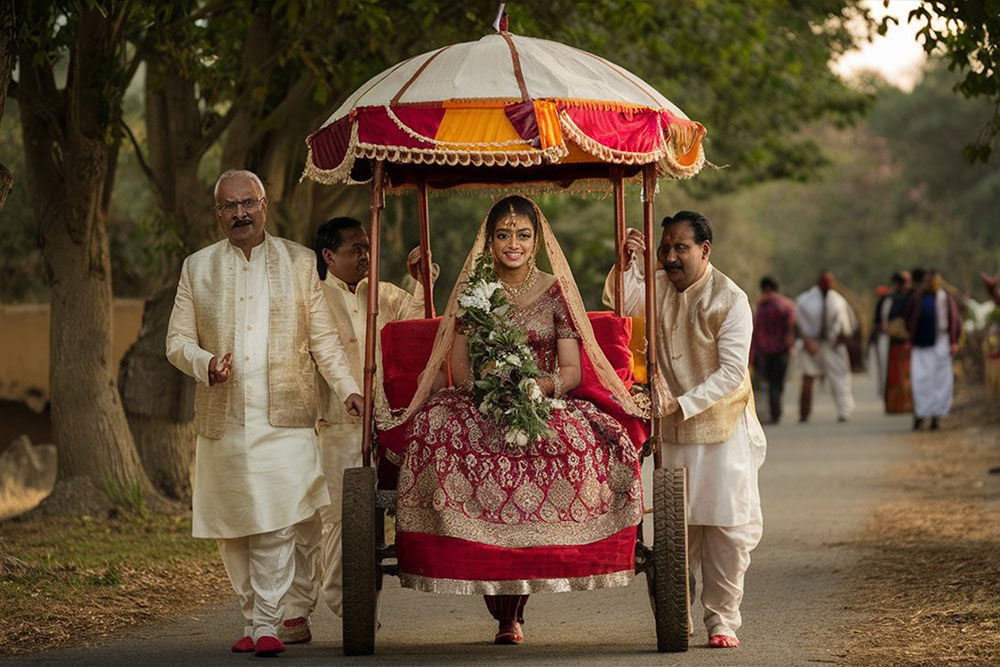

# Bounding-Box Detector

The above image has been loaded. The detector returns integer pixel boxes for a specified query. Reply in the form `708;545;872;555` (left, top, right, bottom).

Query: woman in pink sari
392;196;647;645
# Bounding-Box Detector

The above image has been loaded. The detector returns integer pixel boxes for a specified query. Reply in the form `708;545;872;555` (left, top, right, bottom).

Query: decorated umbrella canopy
300;21;709;479
302;28;708;193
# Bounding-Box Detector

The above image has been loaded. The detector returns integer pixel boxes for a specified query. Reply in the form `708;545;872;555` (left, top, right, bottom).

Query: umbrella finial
492;3;508;33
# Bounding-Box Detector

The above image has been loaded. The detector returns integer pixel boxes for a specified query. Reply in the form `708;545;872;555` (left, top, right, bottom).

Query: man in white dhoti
279;217;434;642
905;268;961;430
794;271;856;422
602;212;765;649
166;170;363;656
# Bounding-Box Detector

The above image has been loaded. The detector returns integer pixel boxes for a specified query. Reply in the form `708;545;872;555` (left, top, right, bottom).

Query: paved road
11;370;912;665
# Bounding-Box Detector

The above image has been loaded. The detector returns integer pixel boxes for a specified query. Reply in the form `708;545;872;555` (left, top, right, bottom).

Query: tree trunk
119;285;196;502
0;0;16;215
111;57;220;501
17;4;161;512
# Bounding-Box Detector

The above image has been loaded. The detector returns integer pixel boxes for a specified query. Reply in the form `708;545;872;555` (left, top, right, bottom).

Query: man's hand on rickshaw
344;393;364;417
407;247;440;282
661;391;680;416
208;353;232;386
623;228;645;265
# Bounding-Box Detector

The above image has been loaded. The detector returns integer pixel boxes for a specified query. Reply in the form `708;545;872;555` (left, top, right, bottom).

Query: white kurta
187;243;329;539
615;262;766;527
286;274;426;619
911;289;955;418
794;285;855;419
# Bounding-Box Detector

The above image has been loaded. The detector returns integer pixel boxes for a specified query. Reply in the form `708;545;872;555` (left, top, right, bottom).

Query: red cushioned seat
376;312;648;489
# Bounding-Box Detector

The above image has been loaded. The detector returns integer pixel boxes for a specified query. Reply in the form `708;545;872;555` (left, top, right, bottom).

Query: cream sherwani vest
182;235;322;438
658;264;753;445
318;276;424;425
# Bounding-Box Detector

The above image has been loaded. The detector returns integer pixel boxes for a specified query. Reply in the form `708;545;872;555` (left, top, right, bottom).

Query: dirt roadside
840;383;1000;666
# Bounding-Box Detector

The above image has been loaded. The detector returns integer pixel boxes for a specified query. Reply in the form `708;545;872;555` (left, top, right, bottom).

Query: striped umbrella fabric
303;31;707;191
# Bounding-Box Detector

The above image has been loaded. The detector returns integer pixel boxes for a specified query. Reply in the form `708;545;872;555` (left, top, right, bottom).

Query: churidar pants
218;524;297;641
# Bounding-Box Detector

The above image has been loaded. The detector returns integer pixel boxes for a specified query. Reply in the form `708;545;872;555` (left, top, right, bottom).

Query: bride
392;195;647;645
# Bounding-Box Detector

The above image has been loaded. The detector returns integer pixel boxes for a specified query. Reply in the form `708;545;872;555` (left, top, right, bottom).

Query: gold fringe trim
300;121;362;185
384;104;534;150
558;110;669;166
398;569;635;595
554;98;657;114
301;110;707;187
658;123;707;180
354;141;568;169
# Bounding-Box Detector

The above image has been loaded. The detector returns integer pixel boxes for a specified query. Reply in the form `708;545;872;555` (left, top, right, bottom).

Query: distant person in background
906;268;961;430
883;271;914;414
982;272;1000;306
751;276;796;424
979;271;1000;475
873;273;912;397
795;270;856;423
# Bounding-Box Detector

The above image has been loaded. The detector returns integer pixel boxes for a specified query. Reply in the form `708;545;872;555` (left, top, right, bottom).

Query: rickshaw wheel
652;467;690;652
342;466;378;656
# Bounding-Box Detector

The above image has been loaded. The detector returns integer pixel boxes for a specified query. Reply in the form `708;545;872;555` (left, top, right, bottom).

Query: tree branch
121;118;166;201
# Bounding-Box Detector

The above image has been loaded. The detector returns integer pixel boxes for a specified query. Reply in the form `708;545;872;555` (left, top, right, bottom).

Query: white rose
514;430;529;447
527;380;543;402
505;353;521;366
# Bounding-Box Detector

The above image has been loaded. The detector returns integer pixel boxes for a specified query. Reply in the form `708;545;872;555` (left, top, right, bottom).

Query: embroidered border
399;569;634;595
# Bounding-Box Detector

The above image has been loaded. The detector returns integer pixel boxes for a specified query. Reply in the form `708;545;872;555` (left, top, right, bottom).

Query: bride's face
490;215;536;272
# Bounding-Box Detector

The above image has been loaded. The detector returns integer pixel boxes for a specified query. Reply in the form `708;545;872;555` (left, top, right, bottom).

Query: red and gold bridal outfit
395;282;643;595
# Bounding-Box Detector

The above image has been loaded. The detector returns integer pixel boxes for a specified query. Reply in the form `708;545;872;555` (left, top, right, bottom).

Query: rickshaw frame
340;157;690;656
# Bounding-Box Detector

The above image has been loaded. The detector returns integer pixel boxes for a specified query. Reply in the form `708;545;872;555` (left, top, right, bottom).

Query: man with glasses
166;169;363;656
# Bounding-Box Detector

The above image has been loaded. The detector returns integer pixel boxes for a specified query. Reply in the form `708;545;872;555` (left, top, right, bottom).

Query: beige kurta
605;261;766;526
167;241;360;539
284;274;428;618
317;275;427;426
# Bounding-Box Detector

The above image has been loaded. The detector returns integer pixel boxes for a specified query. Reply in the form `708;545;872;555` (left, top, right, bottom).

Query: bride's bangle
549;372;564;398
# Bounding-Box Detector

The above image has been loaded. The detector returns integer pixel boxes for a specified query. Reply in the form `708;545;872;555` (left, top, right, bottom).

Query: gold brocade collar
325;273;368;296
669;263;714;303
228;235;267;264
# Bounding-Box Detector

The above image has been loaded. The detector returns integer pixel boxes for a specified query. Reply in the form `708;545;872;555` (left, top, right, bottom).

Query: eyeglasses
215;197;265;214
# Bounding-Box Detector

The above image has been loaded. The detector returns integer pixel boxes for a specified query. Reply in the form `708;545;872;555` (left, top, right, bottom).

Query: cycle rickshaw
302;19;708;656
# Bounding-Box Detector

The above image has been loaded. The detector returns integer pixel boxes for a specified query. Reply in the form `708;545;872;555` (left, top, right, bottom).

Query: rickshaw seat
376;312;649;489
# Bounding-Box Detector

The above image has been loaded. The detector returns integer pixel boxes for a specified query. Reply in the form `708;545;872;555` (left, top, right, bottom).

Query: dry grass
842;384;1000;666
0;513;230;655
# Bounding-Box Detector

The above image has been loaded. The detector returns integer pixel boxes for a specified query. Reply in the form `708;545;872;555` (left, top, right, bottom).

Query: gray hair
214;169;266;199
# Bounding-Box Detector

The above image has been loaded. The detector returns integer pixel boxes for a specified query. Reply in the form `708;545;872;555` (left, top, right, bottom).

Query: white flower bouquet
457;253;556;445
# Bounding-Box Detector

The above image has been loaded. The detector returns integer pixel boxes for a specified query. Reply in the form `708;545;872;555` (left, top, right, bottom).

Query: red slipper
254;635;286;656
231;636;254;652
708;634;740;648
494;620;523;645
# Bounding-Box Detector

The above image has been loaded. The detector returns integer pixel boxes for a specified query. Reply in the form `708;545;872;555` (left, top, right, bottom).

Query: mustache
663;261;684;271
231;217;254;228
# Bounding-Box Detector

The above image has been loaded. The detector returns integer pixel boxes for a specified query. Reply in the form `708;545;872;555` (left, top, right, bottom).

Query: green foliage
695;59;1000;310
892;0;1000;162
0;0;884;304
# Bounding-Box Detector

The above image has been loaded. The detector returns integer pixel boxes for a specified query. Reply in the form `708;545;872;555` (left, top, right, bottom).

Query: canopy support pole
641;164;662;469
417;178;434;318
613;168;626;316
361;161;385;469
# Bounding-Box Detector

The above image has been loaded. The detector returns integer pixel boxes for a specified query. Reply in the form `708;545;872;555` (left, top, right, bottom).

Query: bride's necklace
499;263;538;300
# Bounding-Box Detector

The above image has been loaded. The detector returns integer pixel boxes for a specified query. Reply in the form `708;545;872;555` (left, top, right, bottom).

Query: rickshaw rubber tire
653;467;690;653
342;466;378;656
